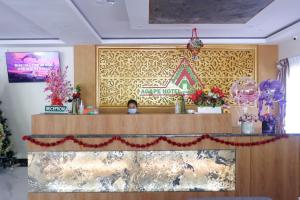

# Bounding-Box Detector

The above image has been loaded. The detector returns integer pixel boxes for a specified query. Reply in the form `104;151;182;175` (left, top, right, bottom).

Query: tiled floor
0;167;27;200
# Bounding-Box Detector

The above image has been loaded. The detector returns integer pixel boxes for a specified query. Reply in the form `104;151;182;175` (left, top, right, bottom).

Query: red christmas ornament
187;28;204;61
22;134;288;149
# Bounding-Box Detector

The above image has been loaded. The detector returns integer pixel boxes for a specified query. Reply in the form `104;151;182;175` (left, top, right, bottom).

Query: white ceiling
0;0;300;45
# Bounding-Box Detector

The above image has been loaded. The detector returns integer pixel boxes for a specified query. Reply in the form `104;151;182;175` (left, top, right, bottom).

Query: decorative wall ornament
187;28;204;60
28;150;235;192
96;45;257;107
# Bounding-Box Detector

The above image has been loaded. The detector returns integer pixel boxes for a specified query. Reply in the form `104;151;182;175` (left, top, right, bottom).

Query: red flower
211;87;225;97
196;90;203;96
51;97;63;106
211;87;220;93
72;93;81;99
190;94;197;102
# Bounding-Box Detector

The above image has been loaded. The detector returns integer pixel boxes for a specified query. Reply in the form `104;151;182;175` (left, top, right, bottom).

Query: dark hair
127;99;138;107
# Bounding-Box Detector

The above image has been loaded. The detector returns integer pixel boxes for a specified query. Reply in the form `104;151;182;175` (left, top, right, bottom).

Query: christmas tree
0;101;16;168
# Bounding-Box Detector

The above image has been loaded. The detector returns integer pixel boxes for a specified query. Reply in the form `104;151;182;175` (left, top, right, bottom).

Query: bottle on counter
175;100;180;114
180;95;186;114
79;100;84;114
72;98;79;114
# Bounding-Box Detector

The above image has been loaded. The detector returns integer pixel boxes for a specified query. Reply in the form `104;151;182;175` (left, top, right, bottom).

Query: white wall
0;46;74;157
279;33;300;59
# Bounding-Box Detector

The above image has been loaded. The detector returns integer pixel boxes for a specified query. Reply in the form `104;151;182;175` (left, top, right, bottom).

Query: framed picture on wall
5;51;60;83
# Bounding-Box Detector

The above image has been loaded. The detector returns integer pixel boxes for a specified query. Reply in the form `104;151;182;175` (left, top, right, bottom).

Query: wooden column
257;45;278;82
250;136;300;200
74;45;96;107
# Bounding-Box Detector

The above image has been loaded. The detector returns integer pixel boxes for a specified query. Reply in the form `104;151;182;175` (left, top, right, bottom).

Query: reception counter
32;113;232;134
27;114;300;200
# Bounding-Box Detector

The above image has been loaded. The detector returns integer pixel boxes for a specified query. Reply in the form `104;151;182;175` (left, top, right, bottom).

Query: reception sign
96;45;257;107
28;150;235;192
5;51;60;83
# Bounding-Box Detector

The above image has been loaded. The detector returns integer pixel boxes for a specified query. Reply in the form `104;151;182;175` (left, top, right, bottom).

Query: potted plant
71;85;81;114
189;86;225;114
44;66;72;114
239;113;258;134
259;113;276;134
258;80;285;134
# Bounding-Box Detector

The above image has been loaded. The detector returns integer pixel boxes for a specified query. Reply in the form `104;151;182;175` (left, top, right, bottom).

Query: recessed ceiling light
96;0;106;3
107;0;115;5
96;0;115;5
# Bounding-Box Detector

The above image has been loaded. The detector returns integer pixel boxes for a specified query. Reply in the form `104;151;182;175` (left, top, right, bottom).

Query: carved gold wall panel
96;45;257;107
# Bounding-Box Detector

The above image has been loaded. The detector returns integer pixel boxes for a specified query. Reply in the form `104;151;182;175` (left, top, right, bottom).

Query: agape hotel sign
140;58;204;96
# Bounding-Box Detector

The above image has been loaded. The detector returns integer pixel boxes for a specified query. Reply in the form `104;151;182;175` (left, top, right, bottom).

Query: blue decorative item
260;114;276;134
262;121;276;134
258;80;285;134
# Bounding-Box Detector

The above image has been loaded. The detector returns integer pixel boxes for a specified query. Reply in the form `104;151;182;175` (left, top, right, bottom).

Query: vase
180;96;186;114
262;120;276;134
241;122;254;134
197;106;222;114
72;98;81;114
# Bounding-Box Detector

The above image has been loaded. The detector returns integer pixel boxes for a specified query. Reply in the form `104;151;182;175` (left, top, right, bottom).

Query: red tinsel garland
22;134;289;148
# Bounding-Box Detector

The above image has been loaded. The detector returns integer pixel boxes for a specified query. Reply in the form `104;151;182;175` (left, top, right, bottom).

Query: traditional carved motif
96;45;257;107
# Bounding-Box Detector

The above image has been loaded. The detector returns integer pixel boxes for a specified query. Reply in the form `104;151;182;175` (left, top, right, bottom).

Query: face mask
128;108;137;114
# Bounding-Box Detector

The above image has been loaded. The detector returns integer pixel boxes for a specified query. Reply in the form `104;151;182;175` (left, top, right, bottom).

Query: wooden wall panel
74;45;96;107
257;45;278;82
250;136;300;200
257;45;279;115
234;137;251;196
31;114;232;134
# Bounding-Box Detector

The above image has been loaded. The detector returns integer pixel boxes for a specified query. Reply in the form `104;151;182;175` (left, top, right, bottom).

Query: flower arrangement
239;113;258;123
44;66;72;106
72;85;81;100
190;87;225;107
257;80;284;134
70;85;81;114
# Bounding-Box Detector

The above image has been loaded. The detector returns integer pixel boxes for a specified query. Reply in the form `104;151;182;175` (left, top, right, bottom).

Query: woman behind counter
127;99;138;114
